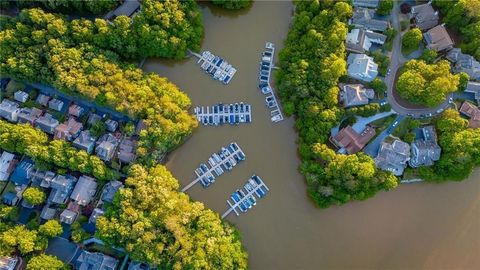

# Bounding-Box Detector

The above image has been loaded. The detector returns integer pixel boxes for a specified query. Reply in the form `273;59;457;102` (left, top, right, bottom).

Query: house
350;8;389;32
87;113;102;125
374;139;411;176
40;205;57;220
14;90;28;103
104;0;141;21
70;176;97;206
36;113;60;134
410;1;439;31
10;159;34;186
0;99;20;122
2;192;19;206
339;83;375;107
346;28;386;53
60;209;77;225
330;125;376;154
73;130;97;154
352;0;379;8
54;118;84;141
424;24;454;52
118;138;136;164
465;81;480;104
0;151;15;181
36;93;50;106
68;104;85;118
48;175;77;204
73;250;119;270
347;53;379;82
459;101;480;129
31;169;56;188
105;119;118;132
0;256;18;270
48;98;64;112
101;180;124;203
410;126;441;167
89;208;104;224
446;48;480;81
96;133;120;161
17;107;43;126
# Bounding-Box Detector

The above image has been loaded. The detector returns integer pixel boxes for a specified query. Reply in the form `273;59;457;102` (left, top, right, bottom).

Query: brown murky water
143;2;480;269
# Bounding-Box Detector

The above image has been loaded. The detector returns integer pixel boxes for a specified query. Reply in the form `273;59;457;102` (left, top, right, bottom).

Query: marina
194;102;252;126
191;50;237;84
181;142;246;192
258;42;284;123
221;174;270;219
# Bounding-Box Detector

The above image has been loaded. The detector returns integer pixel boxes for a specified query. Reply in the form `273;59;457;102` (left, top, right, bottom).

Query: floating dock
194;103;252;126
181;142;246;192
191;50;237;84
221;174;269;219
258;42;284;123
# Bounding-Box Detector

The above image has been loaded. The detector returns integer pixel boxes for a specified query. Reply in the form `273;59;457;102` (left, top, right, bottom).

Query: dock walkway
181;142;246;192
194;102;252;126
258;42;284;123
221;175;270;219
191;50;237;84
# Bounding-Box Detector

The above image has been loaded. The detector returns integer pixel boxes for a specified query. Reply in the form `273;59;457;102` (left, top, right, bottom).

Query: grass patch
1;181;17;196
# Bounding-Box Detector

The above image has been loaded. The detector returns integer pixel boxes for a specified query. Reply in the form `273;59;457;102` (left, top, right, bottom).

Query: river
142;2;480;269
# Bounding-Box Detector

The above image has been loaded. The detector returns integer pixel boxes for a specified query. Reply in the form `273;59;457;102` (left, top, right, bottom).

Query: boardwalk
194;102;252;126
191;50;237;84
221;174;269;219
181;142;246;192
258;42;284;122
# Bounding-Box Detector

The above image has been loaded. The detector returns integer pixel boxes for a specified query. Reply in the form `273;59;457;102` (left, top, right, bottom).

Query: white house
347;53;379;82
14;91;29;103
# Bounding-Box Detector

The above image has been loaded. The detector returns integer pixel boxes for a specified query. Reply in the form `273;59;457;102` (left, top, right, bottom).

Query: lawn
4;80;26;98
1;181;17;196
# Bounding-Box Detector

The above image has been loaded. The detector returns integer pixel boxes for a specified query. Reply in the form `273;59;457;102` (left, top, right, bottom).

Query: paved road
351;111;395;133
363;114;406;158
383;2;454;118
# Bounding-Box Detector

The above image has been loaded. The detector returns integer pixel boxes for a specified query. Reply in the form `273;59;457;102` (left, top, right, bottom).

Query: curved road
384;2;453;118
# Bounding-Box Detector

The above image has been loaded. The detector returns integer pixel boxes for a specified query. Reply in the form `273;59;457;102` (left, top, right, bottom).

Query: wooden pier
181;142;246;192
221;175;270;219
194;103;252;126
191;50;237;84
258;42;284;122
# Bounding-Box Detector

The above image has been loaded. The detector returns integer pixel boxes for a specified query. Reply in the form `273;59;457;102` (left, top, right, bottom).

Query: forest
276;1;398;208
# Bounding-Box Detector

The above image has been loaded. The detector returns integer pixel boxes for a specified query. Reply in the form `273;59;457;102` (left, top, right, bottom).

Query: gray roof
14;90;28;102
346;28;386;53
350;8;389;32
374;139;411;176
36;94;50;106
40;205;57;220
70;176;97;206
410;126;441;167
447;48;480;81
96;133;119;161
352;0;379;8
465;81;480;103
101;180;124;203
89;208;104;224
48;175;77;204
0;151;15;181
31;169;56;188
105;0;141;20
74;250;119;270
0;99;20;121
0;256;18;270
17;107;42;124
347;53;379;82
60;209;77;224
105;119;118;132
340;83;375;107
88;113;102;125
73;130;96;151
424;24;454;52
36;113;60;133
410;2;439;30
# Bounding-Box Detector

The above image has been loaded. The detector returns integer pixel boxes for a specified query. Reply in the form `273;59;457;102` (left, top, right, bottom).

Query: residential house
410;1;439;31
96;133;120;161
17;107;43;126
31;169;56;188
60;209;77;225
48;98;64;112
347;53;379;82
73;250;119;270
40;205;57;220
465;81;480;104
424;24;454;52
87;113;102;126
0;99;20;122
70;176;97;206
35;113;60;134
330;125;376;154
0;256;18;270
352;0;379;8
14;90;28;103
101;180;124;203
105;119;118;132
459;101;480;128
10;159;34;186
118;138;136;164
54;118;83;141
446;48;480;81
2;192;19;206
409;126;441;167
73;130;97;154
36;93;50;106
0;151;15;181
346;28;386;53
339;83;375;107
89;208;104;224
374;139;411;176
48;175;77;204
104;0;141;21
350;8;389;32
68;104;85;118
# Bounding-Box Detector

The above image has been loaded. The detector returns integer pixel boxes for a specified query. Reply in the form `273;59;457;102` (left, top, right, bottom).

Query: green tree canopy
39;220;63;238
22;187;46;206
27;254;65;270
211;0;252;9
402;28;423;54
377;0;394;16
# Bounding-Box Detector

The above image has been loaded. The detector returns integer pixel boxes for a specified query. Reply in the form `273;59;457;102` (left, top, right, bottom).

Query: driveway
351;111;395;133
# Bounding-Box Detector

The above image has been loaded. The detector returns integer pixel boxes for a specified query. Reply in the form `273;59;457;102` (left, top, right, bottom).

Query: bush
402;28;423;54
377;0;394;16
23;187;45;206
